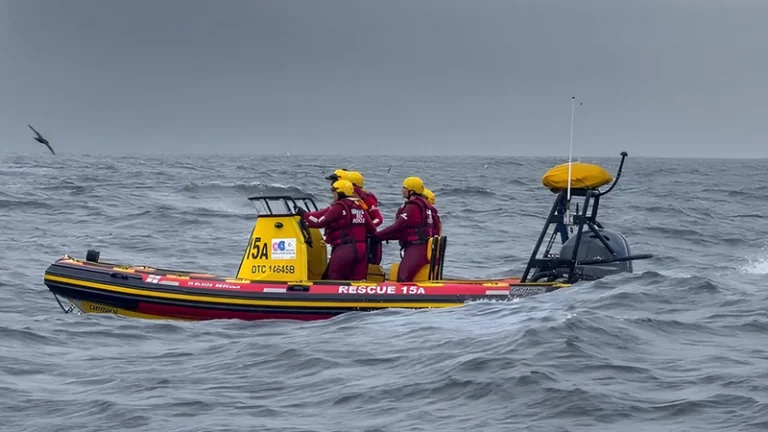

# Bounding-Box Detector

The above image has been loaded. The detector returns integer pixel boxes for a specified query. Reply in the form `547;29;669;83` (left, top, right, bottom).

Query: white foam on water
734;243;768;274
737;255;768;274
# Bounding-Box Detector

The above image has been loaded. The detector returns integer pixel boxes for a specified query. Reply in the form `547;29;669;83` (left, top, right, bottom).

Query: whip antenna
567;96;575;203
565;96;576;229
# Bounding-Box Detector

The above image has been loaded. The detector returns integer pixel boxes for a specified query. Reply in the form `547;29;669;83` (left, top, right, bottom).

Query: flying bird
28;124;55;155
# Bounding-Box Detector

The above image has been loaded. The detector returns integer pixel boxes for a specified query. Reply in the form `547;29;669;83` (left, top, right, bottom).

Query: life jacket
426;202;441;236
354;186;383;226
323;198;370;247
397;195;434;247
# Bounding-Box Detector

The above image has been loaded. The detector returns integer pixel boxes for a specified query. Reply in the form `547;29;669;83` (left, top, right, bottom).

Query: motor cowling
558;228;634;281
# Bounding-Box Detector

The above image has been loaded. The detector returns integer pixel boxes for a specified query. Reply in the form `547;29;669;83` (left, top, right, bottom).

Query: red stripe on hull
135;302;338;321
148;276;517;296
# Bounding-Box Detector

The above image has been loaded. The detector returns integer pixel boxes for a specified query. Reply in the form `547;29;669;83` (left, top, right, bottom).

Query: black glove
294;205;307;217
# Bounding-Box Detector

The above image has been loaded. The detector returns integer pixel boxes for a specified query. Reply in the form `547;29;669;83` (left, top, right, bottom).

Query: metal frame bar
246;195;320;216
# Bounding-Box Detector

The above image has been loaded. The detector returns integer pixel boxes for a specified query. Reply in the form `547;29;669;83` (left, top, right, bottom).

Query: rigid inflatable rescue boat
43;152;652;321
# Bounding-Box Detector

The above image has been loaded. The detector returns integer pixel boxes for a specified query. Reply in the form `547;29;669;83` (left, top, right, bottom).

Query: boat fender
86;249;100;263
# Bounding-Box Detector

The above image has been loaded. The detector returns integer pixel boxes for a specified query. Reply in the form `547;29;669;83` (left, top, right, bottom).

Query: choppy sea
1;153;767;432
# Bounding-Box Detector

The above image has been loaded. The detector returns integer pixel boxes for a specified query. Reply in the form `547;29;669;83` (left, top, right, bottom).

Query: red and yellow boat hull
43;256;568;321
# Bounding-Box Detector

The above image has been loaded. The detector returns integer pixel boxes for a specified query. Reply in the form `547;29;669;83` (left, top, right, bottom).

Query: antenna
567;97;575;203
578;101;583;162
564;97;576;230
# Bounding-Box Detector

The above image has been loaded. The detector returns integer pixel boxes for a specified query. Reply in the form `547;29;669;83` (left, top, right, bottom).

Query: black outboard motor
557;228;635;281
520;152;652;284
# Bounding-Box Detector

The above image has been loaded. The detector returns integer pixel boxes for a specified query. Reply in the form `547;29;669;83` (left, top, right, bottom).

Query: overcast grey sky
2;0;767;157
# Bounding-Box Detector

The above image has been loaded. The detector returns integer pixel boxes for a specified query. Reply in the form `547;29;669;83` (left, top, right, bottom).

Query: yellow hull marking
45;275;465;309
70;299;189;320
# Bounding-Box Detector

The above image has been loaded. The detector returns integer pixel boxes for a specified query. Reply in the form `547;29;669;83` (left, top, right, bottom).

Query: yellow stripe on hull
68;299;189;320
44;275;466;309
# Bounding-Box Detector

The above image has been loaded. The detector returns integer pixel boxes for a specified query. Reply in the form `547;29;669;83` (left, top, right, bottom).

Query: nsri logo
146;275;162;283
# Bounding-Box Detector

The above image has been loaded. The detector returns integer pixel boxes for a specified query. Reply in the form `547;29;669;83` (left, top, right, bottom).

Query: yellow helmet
347;171;364;188
331;179;354;196
325;168;349;182
423;188;435;205
402;176;424;195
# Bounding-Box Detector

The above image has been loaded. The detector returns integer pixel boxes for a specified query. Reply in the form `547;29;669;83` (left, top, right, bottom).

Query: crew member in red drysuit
311;168;351;220
375;176;434;282
345;170;385;265
295;179;377;281
422;188;442;236
345;171;383;227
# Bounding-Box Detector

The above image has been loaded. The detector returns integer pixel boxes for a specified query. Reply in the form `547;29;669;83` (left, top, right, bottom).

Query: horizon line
1;150;766;161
